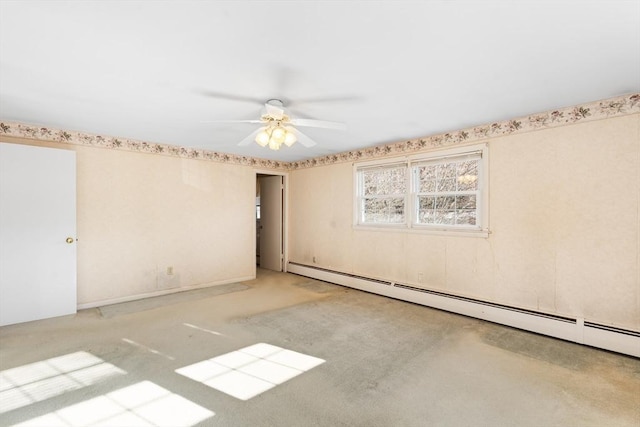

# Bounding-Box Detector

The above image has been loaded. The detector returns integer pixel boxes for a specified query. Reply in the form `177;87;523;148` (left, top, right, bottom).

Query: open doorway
256;174;284;272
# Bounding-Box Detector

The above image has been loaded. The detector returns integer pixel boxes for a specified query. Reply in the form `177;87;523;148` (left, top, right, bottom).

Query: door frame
255;170;288;273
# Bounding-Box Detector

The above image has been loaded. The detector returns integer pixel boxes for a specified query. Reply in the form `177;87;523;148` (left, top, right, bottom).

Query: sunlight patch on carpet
0;352;125;413
175;343;324;400
13;380;214;426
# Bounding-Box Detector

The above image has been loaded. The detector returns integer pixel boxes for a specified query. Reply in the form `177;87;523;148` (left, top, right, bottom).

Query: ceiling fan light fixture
255;129;270;146
271;126;287;144
234;99;344;150
284;127;297;147
268;139;280;150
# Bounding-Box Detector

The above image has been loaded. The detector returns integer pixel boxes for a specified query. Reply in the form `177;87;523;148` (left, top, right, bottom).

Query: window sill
353;224;490;238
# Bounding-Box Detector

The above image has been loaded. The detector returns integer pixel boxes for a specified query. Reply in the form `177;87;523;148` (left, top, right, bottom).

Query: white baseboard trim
288;262;639;358
77;275;255;310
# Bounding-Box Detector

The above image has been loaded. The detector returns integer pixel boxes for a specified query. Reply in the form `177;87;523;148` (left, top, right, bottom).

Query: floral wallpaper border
1;93;638;171
0;122;287;170
288;93;640;169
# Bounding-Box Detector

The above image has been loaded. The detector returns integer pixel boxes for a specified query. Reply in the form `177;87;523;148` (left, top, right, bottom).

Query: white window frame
355;162;409;227
353;144;489;237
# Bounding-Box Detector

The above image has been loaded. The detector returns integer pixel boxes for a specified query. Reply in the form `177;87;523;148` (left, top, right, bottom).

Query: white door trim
255;170;288;272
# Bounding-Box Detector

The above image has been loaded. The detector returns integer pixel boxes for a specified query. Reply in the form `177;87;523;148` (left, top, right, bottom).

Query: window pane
437;163;456;179
363;197;405;224
417;196;433;224
456;161;478;191
412;156;481;228
419;165;436;180
456;210;476;225
456;195;476;209
434;210;455;225
363;167;406;196
418;196;435;210
437;178;456;192
435;196;456;210
419;209;435;223
417;160;478;193
416;166;436;192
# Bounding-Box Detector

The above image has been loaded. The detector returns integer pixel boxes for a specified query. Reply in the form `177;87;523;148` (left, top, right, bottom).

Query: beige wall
288;114;640;330
3;111;638;328
2;137;256;306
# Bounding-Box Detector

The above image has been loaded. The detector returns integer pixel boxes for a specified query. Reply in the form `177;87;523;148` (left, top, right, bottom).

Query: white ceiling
1;1;638;162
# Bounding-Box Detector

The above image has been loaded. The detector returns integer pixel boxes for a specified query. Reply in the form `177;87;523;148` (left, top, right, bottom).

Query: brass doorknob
66;237;74;244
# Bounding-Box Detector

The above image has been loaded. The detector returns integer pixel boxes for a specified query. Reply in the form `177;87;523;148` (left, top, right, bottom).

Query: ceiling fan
210;99;346;151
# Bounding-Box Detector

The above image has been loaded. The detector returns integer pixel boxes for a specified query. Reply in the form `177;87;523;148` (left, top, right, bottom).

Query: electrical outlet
167;266;174;276
313;256;317;263
418;272;424;283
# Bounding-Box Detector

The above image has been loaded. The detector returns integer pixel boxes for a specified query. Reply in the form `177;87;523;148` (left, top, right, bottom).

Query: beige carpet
1;269;638;426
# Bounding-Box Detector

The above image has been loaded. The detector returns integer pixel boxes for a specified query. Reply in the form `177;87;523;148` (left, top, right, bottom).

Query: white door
0;142;77;326
259;175;283;271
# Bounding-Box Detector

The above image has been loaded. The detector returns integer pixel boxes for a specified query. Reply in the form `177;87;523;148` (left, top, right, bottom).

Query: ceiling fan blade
195;89;264;105
289;118;346;131
289;95;362;106
289;127;316;148
201;119;263;124
238;127;264;146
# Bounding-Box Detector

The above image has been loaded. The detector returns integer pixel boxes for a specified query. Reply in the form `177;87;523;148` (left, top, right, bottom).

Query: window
357;163;407;225
412;152;480;227
355;145;488;234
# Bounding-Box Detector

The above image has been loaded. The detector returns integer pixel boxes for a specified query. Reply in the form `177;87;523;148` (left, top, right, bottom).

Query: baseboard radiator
287;262;639;358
